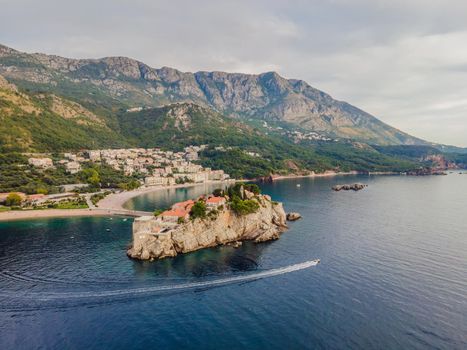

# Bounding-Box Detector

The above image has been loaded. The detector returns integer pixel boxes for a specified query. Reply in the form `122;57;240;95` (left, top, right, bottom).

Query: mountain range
0;43;465;176
0;43;430;145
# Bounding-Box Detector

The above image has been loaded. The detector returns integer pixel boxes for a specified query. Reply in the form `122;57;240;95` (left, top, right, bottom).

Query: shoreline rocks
405;168;447;176
286;212;302;221
332;183;367;192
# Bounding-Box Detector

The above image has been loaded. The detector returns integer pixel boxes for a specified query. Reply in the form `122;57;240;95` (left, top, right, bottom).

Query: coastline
268;171;359;181
0;180;235;222
254;170;399;182
0;172;408;222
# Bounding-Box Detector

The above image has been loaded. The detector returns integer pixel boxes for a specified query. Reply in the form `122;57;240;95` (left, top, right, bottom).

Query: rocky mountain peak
98;56;145;79
156;66;186;82
259;71;290;96
0;44;18;57
0;43;431;145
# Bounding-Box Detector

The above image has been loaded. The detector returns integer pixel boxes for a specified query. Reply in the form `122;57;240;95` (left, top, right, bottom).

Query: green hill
0;75;127;152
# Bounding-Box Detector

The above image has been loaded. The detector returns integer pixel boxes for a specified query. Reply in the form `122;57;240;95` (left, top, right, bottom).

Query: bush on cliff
244;184;261;195
230;196;259;216
227;183;244;198
190;201;207;219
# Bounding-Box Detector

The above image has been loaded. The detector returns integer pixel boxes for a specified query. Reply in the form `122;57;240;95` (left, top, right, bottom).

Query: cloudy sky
1;0;466;146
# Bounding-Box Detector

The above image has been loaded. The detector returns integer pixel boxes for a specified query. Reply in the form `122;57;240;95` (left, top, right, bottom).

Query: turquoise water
123;182;232;211
1;173;466;349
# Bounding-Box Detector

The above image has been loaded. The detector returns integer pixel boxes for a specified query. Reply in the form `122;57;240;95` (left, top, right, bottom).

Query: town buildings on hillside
27;145;230;187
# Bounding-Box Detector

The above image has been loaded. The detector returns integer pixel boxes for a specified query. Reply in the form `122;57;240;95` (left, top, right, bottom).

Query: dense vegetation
0;87;127;153
0;153;78;194
226;183;261;216
372;145;440;159
200;142;421;179
189;201;207;220
313;143;420;172
230;196;260;216
0;153;140;194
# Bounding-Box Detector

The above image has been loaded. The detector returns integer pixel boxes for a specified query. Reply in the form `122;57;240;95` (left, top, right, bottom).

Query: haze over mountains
0;43;431;147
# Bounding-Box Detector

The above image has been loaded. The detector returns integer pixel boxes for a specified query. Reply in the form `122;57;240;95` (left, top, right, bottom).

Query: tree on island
190;201;207;219
230;196;259;216
212;188;225;197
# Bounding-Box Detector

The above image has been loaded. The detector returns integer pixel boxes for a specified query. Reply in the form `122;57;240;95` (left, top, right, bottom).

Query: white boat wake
9;259;319;301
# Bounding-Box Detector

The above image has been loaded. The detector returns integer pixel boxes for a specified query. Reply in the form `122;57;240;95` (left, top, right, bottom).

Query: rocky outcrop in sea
332;183;367;191
286;212;302;221
127;193;288;261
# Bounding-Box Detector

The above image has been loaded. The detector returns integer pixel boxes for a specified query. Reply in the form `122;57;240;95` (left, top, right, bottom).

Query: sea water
1;173;466;349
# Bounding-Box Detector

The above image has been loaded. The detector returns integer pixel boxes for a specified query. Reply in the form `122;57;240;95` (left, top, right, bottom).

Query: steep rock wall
128;195;287;260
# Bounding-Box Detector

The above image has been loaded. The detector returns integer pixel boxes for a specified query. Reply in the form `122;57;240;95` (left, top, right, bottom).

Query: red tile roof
172;200;195;210
206;197;225;204
162;209;189;218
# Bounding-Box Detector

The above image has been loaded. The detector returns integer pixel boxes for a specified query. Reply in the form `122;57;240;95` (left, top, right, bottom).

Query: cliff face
127;195;288;261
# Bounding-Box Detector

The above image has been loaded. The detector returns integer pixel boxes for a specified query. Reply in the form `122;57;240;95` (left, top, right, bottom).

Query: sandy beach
0;209;113;222
0;180;235;222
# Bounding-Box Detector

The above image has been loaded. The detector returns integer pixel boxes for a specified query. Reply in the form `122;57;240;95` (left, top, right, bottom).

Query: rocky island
127;184;289;261
332;183;367;191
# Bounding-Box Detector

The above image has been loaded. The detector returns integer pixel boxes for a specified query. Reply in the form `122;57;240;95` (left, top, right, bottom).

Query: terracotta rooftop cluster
160;195;227;222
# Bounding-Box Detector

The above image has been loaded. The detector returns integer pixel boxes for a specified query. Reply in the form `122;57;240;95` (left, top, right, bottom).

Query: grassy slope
0;85;128;152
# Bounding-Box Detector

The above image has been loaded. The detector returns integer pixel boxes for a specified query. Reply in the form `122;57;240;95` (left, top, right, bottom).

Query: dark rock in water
332;183;367;192
351;183;366;191
259;175;274;183
231;241;243;248
286;212;302;221
332;185;343;191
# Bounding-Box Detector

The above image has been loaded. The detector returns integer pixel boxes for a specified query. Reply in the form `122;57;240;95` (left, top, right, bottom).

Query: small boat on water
296;184;301;187
106;228;111;232
123;218;128;222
